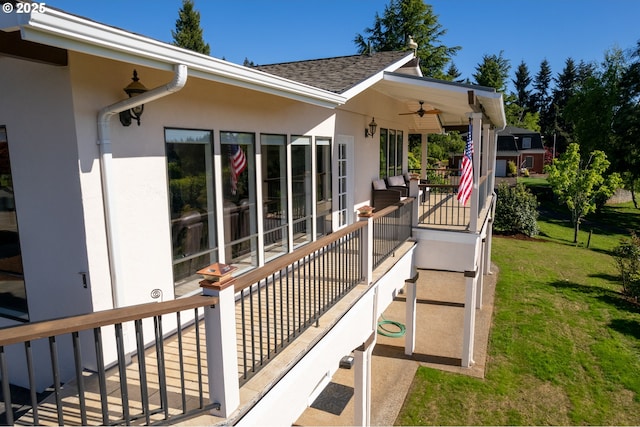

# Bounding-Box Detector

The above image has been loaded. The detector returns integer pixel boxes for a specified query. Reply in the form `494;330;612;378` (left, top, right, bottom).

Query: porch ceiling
373;72;506;133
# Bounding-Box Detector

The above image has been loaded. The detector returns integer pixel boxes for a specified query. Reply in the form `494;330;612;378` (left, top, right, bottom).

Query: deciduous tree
545;143;621;243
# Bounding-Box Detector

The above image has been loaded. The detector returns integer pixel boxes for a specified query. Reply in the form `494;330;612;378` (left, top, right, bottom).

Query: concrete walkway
295;265;498;426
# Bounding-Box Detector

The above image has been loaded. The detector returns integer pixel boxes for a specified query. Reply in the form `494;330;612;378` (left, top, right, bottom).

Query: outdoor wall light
119;69;148;126
365;117;377;138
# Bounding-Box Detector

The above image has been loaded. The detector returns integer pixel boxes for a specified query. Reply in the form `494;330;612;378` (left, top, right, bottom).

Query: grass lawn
396;182;640;425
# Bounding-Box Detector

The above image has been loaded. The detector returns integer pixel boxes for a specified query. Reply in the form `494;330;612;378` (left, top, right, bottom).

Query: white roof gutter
97;64;188;308
7;7;345;109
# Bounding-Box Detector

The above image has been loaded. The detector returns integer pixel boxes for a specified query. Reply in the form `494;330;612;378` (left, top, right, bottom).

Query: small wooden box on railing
198;262;237;291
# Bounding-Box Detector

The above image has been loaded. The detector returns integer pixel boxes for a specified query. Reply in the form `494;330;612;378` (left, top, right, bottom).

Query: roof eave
340;52;416;99
7;8;345;109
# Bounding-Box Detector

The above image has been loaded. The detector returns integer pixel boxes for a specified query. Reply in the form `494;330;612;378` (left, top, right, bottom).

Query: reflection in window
221;132;257;271
0;126;28;321
379;128;403;178
379;128;388;179
165;128;217;296
291;136;312;248
316;138;332;236
396;130;403;177
261;134;288;261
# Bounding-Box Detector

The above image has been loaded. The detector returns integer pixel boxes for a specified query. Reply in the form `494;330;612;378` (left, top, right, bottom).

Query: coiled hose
377;315;406;338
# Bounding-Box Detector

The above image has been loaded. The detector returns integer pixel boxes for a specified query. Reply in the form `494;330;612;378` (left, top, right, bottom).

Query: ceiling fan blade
423;109;442;114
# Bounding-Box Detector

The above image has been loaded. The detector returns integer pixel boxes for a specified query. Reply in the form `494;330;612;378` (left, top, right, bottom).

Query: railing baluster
72;331;88;425
154;315;169;420
24;341;39;425
48;336;64;426
134;319;151;425
114;323;130;425
176;312;187;414
241;290;248;380
249;285;256;371
0;346;13;426
258;278;264;366
93;327;109;425
194;307;204;409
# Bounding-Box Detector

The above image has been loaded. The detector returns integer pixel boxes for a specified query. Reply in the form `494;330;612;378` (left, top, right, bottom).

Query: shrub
507;161;517;177
613;232;640;300
494;182;539;237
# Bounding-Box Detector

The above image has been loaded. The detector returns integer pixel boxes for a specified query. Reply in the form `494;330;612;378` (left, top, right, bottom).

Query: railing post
408;176;420;228
462;267;478;368
404;273;419;356
200;264;240;418
359;214;374;285
354;331;375;426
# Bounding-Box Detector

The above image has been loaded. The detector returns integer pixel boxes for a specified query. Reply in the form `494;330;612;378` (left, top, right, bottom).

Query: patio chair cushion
387;175;406;187
372;179;387;190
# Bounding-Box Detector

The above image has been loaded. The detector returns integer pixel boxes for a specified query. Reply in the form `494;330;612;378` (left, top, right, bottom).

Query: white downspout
97;63;188;308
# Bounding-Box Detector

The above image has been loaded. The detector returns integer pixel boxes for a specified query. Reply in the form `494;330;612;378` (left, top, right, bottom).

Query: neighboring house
0;4;506;425
495;126;546;176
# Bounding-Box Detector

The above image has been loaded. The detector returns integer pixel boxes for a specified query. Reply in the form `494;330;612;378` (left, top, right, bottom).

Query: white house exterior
0;3;506;425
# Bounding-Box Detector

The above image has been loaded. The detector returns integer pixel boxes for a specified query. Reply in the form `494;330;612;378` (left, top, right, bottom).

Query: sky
45;0;640;91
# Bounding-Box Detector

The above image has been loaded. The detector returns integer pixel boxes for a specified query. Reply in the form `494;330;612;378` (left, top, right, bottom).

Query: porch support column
359;215;374;285
420;133;429;179
462;267;478;367
476;241;485;310
354;331;376;426
484;128;499;275
408;177;420;228
404;273;419;356
482;124;491;201
469;113;483;233
201;281;240;418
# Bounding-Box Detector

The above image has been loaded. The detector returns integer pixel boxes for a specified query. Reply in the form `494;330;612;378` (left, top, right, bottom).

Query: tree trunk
574;221;580;244
632;186;638;209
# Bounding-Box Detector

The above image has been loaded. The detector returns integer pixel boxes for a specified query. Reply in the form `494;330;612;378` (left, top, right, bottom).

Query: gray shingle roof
254;51;414;94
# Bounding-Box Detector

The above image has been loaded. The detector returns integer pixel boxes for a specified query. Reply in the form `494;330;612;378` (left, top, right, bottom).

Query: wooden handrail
232;198;414;294
0;294;217;347
232;215;367;293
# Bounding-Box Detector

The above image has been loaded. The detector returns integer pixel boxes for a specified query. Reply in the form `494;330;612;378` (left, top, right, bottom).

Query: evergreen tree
444;62;463;82
611;41;640;207
172;0;210;55
512;61;533;112
551;58;579;153
532;59;554;141
354;0;460;78
473;51;510;93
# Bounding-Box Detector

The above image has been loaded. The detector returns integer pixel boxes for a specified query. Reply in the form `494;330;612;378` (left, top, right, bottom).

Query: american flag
229;144;246;195
457;122;473;205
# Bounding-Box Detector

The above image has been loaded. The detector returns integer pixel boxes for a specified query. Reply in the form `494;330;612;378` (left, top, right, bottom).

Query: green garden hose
377;315;406;338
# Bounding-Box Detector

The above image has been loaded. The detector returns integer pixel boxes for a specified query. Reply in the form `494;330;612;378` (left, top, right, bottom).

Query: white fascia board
340;52;416;100
18;9;345;109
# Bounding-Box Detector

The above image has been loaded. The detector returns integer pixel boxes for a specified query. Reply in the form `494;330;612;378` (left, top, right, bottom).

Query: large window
379;128;404;178
221;132;258;271
261;134;288;261
165;129;218;296
0;126;27;321
316;138;332;236
291;136;312;248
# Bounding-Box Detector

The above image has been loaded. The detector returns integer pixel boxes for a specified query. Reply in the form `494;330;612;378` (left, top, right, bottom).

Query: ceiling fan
398;101;441;117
